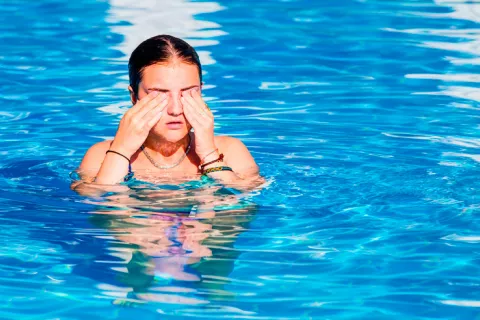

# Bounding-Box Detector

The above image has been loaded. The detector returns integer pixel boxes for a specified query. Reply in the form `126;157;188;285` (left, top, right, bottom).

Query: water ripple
0;0;480;318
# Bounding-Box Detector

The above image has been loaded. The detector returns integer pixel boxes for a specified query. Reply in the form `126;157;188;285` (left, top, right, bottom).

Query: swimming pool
1;0;480;318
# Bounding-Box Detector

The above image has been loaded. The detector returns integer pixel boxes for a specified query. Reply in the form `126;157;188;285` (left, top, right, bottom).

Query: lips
166;121;183;130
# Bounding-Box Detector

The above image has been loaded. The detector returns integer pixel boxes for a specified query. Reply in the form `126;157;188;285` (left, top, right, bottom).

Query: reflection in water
83;181;259;307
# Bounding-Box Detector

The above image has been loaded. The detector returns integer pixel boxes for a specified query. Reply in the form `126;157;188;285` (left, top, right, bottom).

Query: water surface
1;0;480;319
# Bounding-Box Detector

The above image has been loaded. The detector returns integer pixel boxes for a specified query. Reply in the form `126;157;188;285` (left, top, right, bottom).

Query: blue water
1;0;480;318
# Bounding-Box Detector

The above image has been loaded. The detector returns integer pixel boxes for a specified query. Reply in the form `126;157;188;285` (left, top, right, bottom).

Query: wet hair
128;35;202;96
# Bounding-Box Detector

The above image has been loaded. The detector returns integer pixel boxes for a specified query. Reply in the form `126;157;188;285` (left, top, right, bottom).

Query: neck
144;133;190;161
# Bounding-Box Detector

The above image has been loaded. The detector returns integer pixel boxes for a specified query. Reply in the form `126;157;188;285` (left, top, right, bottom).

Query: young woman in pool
75;35;262;190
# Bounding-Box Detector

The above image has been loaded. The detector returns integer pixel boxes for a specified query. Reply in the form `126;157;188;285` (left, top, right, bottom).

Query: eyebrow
148;85;199;92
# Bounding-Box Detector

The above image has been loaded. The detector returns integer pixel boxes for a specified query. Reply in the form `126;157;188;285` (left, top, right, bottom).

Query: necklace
141;134;191;170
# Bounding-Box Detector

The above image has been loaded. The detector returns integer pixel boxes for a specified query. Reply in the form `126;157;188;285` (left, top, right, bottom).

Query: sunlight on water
99;0;225;117
0;0;480;319
107;0;225;64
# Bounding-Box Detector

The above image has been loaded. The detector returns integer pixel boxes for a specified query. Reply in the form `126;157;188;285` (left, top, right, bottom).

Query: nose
166;92;184;116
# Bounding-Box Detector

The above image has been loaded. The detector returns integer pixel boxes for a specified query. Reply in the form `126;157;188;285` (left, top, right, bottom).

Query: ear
128;85;137;105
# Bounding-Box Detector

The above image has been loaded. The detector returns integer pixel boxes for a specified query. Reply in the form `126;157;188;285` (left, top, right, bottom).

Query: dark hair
128;35;202;96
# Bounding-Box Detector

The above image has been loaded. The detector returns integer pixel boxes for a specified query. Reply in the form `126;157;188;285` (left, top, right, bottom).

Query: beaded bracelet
202;166;233;175
199;153;224;171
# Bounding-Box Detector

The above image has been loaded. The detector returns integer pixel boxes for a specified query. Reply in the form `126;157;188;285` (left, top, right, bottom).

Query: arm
70;140;131;197
72;91;168;196
202;137;266;191
181;90;265;192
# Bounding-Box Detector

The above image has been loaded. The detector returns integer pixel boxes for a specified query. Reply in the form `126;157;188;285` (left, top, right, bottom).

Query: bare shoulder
214;135;259;177
71;139;115;190
214;135;237;149
214;135;248;154
78;139;113;173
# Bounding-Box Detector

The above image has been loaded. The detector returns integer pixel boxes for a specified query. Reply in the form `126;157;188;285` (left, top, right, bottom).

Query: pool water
1;0;480;319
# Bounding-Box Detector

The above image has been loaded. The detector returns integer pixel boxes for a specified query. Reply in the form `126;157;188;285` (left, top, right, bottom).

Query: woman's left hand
181;89;217;160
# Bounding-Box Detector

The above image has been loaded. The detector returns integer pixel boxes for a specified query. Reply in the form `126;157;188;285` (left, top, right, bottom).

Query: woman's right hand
110;91;168;158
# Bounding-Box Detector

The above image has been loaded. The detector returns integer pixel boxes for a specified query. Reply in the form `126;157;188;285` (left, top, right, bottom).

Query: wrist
201;150;220;164
203;160;226;170
197;145;218;162
106;150;130;163
202;165;233;176
110;140;135;158
199;153;225;173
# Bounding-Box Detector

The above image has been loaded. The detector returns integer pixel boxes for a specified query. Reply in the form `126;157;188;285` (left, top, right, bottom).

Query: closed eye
147;85;199;93
149;88;169;93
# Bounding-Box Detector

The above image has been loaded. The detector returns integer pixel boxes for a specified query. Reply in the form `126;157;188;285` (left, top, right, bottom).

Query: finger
191;89;213;117
129;91;160;115
181;97;203;128
182;96;205;122
182;92;209;120
135;92;167;118
185;90;210;117
189;89;212;115
181;97;199;124
142;95;168;123
146;98;169;128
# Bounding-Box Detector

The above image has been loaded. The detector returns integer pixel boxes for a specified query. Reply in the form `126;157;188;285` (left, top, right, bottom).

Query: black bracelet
106;150;130;162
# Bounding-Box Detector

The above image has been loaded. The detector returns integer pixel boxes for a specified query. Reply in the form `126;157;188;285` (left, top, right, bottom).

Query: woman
74;35;262;191
71;35;262;305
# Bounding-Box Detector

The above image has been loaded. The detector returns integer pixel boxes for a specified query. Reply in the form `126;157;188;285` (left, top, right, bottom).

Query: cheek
151;122;163;132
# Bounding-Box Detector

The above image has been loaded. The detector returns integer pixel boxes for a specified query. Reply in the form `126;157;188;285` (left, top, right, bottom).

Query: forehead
140;63;200;89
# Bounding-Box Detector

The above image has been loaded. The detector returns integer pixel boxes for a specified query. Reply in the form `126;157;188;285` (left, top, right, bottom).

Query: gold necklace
140;134;191;170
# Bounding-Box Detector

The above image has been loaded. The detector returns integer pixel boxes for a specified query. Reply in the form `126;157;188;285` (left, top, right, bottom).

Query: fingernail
153;91;160;96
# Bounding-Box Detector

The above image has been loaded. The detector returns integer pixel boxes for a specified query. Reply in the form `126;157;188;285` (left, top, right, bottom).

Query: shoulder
78;139;113;172
214;135;251;155
214;135;241;149
214;135;259;177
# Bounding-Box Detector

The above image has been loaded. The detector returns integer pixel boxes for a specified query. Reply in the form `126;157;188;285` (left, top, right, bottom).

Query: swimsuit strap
123;161;134;182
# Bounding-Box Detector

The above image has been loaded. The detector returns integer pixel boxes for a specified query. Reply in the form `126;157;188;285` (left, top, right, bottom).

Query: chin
151;125;189;143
